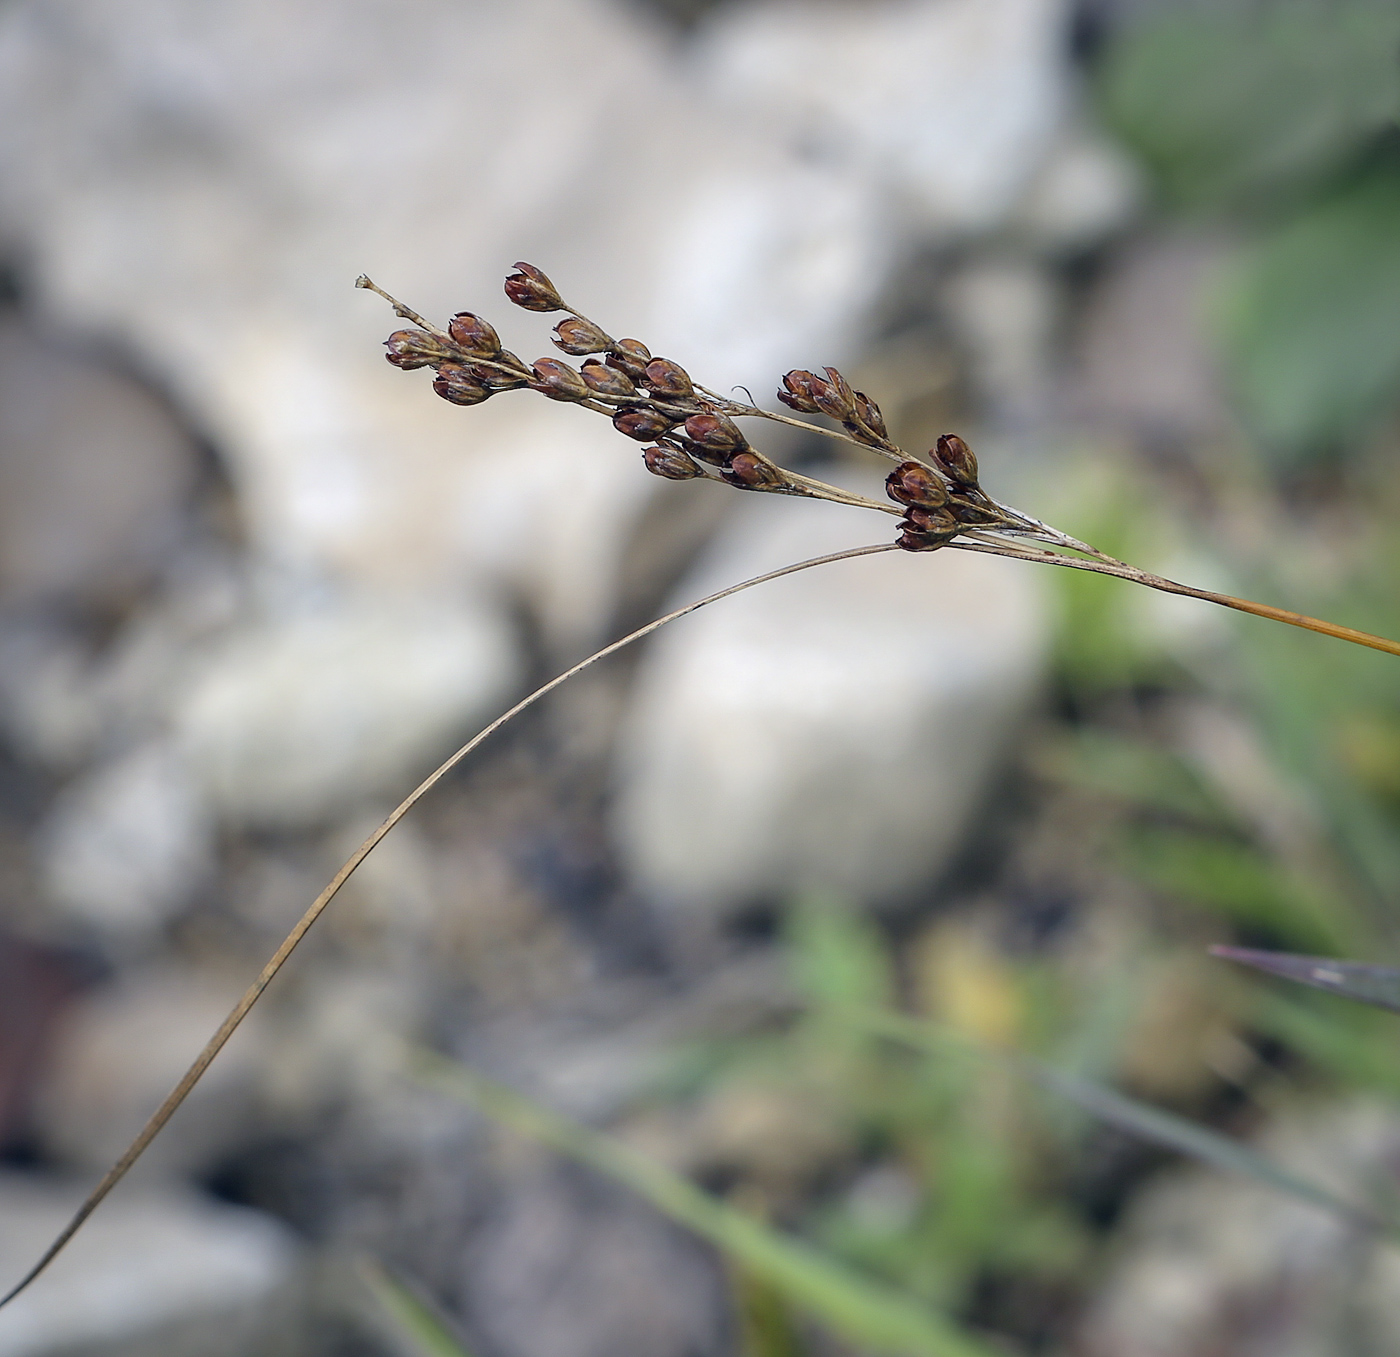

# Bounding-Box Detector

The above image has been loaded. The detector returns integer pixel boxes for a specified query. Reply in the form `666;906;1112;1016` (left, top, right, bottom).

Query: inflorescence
357;262;1102;560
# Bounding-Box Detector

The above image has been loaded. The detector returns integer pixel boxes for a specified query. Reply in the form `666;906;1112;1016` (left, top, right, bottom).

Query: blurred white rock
611;484;1048;913
37;741;212;938
693;0;1071;236
0;0;888;646
1080;1101;1400;1357
0;1174;296;1357
30;964;269;1174
171;592;517;827
943;258;1062;423
1010;118;1142;254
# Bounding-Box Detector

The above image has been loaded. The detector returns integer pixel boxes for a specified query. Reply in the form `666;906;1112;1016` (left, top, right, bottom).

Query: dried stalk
0;544;895;1310
4;256;1397;1310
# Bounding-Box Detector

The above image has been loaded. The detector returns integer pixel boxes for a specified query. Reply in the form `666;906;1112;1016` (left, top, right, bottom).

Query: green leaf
1217;164;1400;457
1099;1;1400;209
358;1257;475;1357
1118;825;1350;954
1033;729;1225;823
786;898;893;1011
413;1052;997;1357
1212;945;1400;1013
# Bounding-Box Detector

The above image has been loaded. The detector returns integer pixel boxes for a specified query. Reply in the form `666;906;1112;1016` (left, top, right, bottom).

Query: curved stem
0;543;900;1312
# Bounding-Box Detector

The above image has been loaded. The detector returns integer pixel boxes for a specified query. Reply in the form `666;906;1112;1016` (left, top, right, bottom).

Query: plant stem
946;541;1400;657
0;542;899;1312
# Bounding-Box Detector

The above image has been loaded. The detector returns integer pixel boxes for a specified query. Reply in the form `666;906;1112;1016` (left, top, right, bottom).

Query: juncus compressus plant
3;261;1397;1310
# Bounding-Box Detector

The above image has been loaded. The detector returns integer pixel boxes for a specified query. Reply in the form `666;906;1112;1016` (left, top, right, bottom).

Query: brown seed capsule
897;507;959;551
811;367;856;420
504;261;564;312
552;316;612;356
723;451;785;490
447;312;501;356
851;391;888;441
529;358;590;402
777;370;823;413
886;460;948;510
642;445;704;480
433;363;492;406
933;433;979;487
384;328;453;370
613;407;678;441
606;338;652;383
643;357;694;399
683;412;746;459
460;358;529;391
580;359;636;397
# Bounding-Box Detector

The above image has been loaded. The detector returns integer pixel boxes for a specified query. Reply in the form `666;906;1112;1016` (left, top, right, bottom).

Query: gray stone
0;316;198;610
610;485;1048;913
171;591;518;827
1080;1100;1400;1357
30;964;269;1175
462;1158;727;1357
693;0;1073;236
0;1174;298;1357
37;741;212;938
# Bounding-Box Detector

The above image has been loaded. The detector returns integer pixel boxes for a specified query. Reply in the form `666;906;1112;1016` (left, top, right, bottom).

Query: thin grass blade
855;1007;1388;1235
412;1052;997;1357
1211;945;1400;1014
1029;1064;1383;1231
358;1257;476;1357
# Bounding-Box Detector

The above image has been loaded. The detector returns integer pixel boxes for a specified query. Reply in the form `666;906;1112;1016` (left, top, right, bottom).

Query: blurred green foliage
1098;0;1400;461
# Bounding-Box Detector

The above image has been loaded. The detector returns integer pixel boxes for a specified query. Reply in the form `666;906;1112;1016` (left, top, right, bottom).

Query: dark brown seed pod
433;363;492;406
504;261;564;312
851;391;888;441
897;507;959;551
580;359;636;397
777;370;822;413
723;451;785;490
886;460;948;510
528;358;590;402
613;407;678;441
778;366;817;411
643;357;694;399
810;367;855;420
459;359;529;391
606;338;652;383
384;329;453;370
552;316;612;356
447;312;501;356
642;445;704;480
683;412;746;459
933;433;979;487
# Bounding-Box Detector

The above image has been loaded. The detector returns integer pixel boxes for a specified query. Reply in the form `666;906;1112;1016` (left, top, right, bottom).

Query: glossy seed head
642;445;704;480
504;261;565;312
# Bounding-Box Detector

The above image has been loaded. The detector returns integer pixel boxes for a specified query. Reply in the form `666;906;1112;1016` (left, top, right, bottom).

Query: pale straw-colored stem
0;543;899;1312
948;538;1400;658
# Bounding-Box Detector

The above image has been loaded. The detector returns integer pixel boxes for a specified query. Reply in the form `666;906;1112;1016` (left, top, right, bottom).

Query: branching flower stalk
3;262;1398;1313
362;264;1400;658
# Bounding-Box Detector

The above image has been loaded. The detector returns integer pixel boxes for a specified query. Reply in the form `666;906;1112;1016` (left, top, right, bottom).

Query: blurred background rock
0;0;1397;1354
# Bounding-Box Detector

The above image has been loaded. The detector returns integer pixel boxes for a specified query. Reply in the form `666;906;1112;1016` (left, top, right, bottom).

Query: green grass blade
358;1257;475;1357
1027;1064;1381;1231
412;1051;997;1357
854;1008;1388;1236
1211;945;1400;1014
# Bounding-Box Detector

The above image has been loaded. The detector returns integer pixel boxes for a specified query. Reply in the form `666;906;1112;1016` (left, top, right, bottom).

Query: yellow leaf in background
912;921;1021;1048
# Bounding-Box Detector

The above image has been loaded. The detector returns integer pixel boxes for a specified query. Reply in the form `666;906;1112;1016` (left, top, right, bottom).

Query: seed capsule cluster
369;262;1024;552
